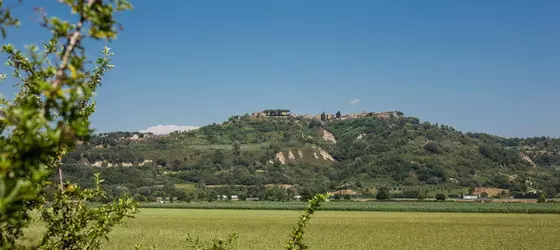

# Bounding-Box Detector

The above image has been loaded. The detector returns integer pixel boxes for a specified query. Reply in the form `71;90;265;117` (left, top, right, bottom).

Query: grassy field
139;201;560;214
188;143;267;150
22;209;560;249
174;183;197;192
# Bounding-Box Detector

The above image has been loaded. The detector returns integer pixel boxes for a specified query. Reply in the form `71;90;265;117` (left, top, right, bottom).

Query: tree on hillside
336;111;341;119
404;171;421;186
232;140;241;158
320;112;326;121
308;119;322;129
424;142;440;154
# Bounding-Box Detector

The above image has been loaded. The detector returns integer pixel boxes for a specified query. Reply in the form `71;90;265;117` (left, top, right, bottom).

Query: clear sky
1;0;559;137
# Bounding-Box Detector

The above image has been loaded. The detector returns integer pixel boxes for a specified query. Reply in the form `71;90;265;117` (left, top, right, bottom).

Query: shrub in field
185;233;239;250
538;194;546;203
376;186;391;201
435;193;446;201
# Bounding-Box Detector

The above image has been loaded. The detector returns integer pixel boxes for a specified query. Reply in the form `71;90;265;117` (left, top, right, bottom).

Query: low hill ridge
60;110;560;199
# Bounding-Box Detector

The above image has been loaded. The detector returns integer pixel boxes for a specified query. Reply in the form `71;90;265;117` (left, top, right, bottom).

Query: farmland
22;209;560;249
139;201;560;214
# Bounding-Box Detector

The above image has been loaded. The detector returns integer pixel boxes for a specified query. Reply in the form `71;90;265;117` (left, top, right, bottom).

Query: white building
463;195;478;200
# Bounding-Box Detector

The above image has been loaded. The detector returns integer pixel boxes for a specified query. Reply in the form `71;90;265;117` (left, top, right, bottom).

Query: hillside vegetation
58;112;560;201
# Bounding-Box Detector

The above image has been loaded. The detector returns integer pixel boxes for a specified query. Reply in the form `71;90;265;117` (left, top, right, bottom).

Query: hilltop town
251;109;404;121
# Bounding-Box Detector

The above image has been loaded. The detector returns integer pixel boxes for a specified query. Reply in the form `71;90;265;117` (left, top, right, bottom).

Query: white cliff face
288;150;295;160
139;159;152;166
322;129;337;144
275;152;286;165
269;146;336;165
520;153;537;168
318;148;335;161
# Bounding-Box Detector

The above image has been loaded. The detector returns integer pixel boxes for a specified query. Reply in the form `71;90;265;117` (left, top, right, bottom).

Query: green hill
58;111;560;201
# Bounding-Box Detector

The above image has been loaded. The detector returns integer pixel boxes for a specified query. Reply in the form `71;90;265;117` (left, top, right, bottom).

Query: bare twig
52;0;95;89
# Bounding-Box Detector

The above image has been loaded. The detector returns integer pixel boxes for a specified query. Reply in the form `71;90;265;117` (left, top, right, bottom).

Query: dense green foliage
0;1;135;249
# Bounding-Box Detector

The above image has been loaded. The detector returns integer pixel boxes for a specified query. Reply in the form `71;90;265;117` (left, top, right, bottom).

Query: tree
320;112;326;121
308;119;322;129
238;194;247;201
417;192;426;201
336;111;341;119
0;1;135;248
232;140;241;158
164;183;177;203
435;193;446;201
212;150;225;165
424;142;439;154
343;194;351;200
545;187;557;198
480;192;489;198
404;172;421;186
538;194;546;203
376;186;391;201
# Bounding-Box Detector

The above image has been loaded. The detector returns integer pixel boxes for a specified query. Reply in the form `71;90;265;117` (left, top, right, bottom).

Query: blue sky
1;0;559;137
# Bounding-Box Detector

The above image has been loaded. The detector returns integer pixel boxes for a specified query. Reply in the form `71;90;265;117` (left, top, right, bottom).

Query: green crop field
22;209;560;249
139;201;560;214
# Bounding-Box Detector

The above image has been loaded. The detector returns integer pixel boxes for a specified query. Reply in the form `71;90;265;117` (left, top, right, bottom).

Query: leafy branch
285;193;328;250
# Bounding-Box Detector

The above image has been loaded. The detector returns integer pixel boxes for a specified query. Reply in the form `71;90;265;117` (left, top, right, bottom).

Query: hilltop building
252;109;291;117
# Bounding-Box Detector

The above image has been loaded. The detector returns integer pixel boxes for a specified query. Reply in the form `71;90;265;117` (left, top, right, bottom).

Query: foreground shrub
0;1;134;248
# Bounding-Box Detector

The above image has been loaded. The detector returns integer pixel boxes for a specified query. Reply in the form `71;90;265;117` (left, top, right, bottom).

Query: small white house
463;195;478;200
231;195;239;201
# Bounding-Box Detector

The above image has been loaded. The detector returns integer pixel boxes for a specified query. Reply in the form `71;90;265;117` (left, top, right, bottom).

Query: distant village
90;109;405;143
251;109;404;121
